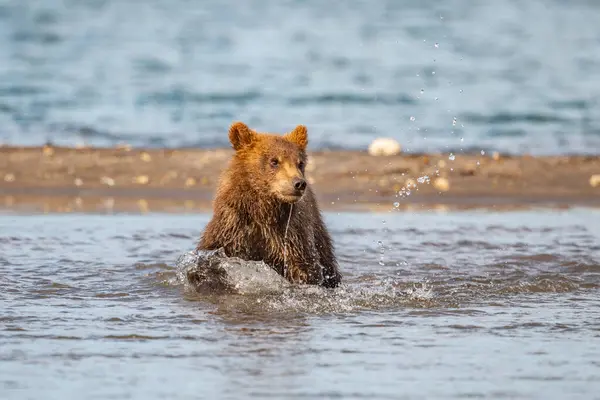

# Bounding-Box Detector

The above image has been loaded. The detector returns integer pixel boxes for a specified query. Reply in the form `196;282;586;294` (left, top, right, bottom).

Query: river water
1;209;599;399
1;0;600;154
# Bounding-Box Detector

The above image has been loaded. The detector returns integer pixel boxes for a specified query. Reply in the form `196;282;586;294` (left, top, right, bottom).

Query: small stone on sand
74;178;83;186
42;146;54;156
185;177;197;187
368;138;402;156
140;152;152;162
100;176;115;186
433;177;450;192
133;175;149;185
4;173;15;183
590;174;600;188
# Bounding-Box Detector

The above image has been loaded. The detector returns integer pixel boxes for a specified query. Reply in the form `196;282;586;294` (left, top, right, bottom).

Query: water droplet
452;117;457;126
410;116;416;122
382;220;386;225
377;241;383;246
449;153;455;161
459;89;463;93
434;43;439;48
417;175;430;184
460;137;464;142
432;71;436;75
481;150;485;155
435;97;439;101
393;202;400;208
420;89;424;95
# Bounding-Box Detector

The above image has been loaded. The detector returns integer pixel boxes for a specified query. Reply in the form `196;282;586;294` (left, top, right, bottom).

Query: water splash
172;249;440;314
417;175;430;184
377;240;385;266
174;248;290;296
395;173;433;201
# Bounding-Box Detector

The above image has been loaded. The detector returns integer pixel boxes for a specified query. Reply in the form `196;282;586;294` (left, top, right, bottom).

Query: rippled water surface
1;209;600;399
1;0;600;153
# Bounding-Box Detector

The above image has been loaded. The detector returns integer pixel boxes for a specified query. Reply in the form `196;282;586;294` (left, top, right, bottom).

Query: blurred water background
1;0;599;154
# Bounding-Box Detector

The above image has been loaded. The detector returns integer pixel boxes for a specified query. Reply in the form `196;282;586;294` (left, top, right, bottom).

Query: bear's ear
286;125;308;150
229;122;256;151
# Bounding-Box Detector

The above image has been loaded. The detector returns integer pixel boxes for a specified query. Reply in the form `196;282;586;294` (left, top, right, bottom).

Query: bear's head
228;121;309;203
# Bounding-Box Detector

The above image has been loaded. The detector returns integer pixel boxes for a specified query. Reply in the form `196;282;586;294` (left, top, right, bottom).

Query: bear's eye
298;161;305;170
270;158;279;168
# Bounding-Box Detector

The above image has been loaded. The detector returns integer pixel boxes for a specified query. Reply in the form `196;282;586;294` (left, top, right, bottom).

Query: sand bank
1;145;599;214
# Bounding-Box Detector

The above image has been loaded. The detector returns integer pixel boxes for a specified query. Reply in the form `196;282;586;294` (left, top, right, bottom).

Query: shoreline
1;145;599;214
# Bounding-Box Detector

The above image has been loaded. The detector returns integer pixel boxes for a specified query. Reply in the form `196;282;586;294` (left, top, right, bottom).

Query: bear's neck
251;191;296;228
224;167;297;229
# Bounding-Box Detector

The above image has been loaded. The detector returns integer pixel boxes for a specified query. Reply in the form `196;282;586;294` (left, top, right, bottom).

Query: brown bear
196;121;342;288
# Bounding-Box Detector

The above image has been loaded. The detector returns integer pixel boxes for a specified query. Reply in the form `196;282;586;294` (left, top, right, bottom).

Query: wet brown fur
197;122;342;288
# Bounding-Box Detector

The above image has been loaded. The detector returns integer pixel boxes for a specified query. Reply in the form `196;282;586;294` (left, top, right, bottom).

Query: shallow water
1;0;600;154
1;209;600;399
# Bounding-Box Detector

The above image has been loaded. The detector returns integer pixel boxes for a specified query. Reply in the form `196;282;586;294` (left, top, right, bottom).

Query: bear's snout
293;177;307;192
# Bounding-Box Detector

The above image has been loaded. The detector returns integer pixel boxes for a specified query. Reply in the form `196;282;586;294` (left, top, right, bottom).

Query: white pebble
433;177;450;192
100;176;115;186
368;138;402;156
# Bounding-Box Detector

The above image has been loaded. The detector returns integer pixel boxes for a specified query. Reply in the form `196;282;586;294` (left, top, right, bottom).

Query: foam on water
173;248;440;315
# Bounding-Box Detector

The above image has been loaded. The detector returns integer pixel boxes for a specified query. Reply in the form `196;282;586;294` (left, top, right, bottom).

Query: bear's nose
293;178;307;191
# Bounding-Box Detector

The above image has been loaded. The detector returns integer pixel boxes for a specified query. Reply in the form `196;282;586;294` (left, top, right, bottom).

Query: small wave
0;84;47;97
12;30;62;44
463;112;567;125
288;93;415;106
138;89;261;106
103;334;168;340
501;276;585;294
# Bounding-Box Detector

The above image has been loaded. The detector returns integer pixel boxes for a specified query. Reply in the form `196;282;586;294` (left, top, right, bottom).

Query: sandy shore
1;145;599;214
